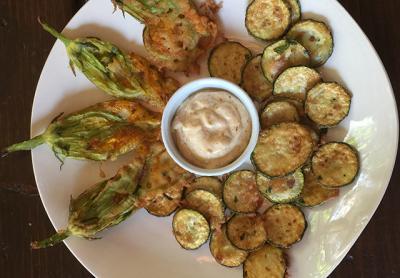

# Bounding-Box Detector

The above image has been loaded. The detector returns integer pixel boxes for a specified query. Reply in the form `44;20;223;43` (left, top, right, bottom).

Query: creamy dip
171;90;252;169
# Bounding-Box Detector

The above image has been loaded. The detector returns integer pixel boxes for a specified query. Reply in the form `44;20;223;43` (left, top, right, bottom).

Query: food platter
31;0;398;277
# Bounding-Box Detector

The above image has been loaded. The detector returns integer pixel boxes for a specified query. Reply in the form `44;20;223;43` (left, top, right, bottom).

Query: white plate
31;0;398;277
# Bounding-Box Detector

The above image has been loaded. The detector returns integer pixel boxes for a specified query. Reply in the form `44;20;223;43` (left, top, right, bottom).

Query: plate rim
30;1;98;276
308;1;399;276
29;0;399;277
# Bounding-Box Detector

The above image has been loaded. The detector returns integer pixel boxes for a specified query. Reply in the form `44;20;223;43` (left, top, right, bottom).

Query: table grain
0;0;399;277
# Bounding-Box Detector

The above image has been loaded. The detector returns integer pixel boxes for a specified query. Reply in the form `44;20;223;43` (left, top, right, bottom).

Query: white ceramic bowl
161;78;260;176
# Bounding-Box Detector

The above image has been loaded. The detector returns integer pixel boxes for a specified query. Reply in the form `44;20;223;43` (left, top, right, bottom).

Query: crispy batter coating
137;142;194;207
3;100;161;161
31;145;151;249
40;21;180;112
115;0;219;72
128;53;180;110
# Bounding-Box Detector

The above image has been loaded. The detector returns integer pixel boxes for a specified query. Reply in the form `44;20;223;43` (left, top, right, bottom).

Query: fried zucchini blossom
40;20;180;112
113;0;219;72
1;100;160;161
31;142;194;249
31;146;149;249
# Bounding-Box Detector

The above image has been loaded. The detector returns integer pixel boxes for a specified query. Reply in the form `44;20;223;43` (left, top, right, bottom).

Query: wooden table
0;0;399;277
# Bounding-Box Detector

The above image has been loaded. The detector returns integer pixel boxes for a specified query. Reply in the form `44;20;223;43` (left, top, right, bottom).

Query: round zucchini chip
243;244;287;278
210;225;248;267
245;0;291;41
271;96;306;117
208;41;252;84
261;39;310;83
223;171;263;213
241;55;273;102
287;19;334;67
257;169;304;203
305;82;351;127
185;189;225;230
296;168;339;207
286;98;305;116
172;209;210;250
285;0;301;24
146;191;181;217
311;142;359;188
227;214;267;251
263;204;306;248
252;123;314;177
187;177;223;199
260;100;300;129
273;66;322;101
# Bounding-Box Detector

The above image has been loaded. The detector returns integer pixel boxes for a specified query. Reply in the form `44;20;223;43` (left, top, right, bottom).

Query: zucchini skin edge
310;141;360;189
263;204;308;249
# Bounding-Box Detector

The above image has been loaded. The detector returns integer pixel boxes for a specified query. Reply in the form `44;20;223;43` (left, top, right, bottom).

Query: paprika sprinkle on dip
171;90;251;169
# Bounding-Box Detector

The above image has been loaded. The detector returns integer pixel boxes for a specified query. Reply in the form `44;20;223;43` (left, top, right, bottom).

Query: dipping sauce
171;90;252;169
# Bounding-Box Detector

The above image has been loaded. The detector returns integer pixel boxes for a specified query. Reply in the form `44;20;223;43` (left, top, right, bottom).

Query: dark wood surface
0;0;399;277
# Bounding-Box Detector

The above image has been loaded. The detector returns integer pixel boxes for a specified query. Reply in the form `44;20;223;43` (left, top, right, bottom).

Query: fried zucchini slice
287;19;334;67
223;171;263;213
172;209;210;250
208;41;252;84
311;142;359;188
273;66;321;101
285;97;305;116
252;123;314;177
210;225;248;267
245;0;291;41
243;244;287;278
263;204;306;248
145;189;182;217
187;177;223;199
241;55;273;102
285;0;301;24
257;170;304;203
261;39;310;82
185;189;225;229
227;214;266;251
303;125;321;149
268;96;306;117
305;82;351;127
139;143;194;207
260;100;300;129
296;168;339;207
